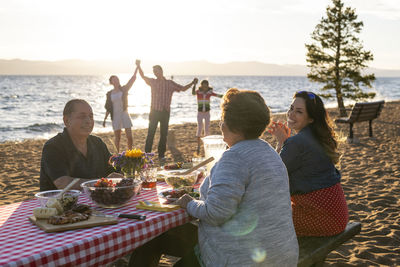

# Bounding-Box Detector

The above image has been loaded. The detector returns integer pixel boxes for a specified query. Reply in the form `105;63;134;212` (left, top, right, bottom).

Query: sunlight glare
221;211;258;236
251;247;267;263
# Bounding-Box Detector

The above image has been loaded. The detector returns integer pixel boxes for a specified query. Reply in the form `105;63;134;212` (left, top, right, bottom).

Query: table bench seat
297;221;361;267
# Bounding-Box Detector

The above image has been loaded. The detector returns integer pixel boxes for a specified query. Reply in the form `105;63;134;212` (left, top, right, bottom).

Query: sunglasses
297;91;316;99
296;91;316;104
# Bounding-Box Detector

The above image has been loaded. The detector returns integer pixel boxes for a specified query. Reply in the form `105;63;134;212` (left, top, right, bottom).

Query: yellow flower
125;148;143;158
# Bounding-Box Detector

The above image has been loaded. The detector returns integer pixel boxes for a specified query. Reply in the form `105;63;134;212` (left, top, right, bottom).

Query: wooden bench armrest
297;222;361;267
335;118;350;123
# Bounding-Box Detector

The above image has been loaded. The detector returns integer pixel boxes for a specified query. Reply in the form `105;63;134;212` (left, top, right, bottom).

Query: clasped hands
268;121;291;145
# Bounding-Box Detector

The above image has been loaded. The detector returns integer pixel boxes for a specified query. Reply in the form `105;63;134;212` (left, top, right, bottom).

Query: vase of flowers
109;149;154;179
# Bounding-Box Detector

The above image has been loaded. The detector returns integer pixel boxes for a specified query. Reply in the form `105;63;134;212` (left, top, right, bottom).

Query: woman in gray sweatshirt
176;88;299;266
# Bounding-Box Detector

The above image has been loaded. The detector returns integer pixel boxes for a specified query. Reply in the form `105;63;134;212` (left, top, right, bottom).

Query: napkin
136;201;180;212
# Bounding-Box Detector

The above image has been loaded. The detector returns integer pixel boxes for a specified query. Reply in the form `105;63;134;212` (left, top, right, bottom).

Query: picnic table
0;182;189;267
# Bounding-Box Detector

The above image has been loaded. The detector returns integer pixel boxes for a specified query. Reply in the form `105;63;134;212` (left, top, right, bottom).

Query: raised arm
191;80;198;95
121;66;138;92
136;60;152;85
181;78;198;92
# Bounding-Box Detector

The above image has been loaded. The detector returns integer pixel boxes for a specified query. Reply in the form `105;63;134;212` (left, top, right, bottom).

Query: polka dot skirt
291;183;349;237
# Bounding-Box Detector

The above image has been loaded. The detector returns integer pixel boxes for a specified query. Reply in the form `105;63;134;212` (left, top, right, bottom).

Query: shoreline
0;101;399;265
2;99;400;145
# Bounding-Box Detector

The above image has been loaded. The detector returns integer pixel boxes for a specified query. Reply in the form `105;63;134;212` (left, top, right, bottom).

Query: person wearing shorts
103;64;138;152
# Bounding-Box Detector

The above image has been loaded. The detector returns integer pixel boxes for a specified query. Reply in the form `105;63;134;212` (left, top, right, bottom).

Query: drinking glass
141;168;157;190
201;135;227;172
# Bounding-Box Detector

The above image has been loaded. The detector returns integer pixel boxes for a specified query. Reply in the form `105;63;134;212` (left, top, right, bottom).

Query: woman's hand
175;194;194;209
268;121;291;144
102;120;106;127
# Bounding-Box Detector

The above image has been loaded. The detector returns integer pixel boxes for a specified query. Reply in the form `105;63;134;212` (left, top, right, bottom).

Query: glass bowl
80;178;142;208
35;190;81;210
164;171;198;189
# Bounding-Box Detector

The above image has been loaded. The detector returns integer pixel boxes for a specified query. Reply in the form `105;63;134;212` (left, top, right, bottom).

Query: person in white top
103;65;138;152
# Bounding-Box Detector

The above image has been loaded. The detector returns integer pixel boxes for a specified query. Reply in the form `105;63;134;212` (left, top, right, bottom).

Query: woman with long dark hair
269;91;348;236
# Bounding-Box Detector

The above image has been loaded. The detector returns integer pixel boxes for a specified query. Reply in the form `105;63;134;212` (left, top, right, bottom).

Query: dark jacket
280;126;341;195
39;128;115;191
105;90;129;120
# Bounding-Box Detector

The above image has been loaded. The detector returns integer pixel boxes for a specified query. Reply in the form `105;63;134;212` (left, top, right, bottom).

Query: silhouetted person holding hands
103;64;138;152
136;60;197;162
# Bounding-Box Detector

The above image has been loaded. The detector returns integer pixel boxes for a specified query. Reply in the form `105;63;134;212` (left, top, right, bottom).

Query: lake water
0;75;399;143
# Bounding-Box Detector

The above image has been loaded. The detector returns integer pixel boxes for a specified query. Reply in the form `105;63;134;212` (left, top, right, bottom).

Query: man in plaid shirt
136;60;198;162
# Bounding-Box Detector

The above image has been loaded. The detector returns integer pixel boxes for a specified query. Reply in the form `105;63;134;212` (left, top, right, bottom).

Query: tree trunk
335;1;347;117
336;94;347;117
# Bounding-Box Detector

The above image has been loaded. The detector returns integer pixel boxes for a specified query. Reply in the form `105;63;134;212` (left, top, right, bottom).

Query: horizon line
1;58;399;71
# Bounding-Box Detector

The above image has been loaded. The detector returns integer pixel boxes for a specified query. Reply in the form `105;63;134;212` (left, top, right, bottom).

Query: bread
46;198;64;214
33;207;58;219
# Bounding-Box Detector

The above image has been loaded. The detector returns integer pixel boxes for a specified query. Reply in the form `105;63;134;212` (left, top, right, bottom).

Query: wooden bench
297;221;361;267
335;101;385;138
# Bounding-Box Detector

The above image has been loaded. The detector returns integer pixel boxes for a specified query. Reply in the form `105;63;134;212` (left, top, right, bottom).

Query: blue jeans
145;110;170;158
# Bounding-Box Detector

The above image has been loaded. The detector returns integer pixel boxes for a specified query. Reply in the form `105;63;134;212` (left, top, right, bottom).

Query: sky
1;0;399;69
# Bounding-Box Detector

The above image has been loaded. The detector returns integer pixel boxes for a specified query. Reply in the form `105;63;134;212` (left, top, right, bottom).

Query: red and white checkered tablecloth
0;182;190;267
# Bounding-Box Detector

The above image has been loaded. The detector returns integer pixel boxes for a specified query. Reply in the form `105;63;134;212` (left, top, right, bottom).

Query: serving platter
29;214;118;233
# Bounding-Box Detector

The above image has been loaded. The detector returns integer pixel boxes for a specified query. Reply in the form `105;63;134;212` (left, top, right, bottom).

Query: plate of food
163;161;193;170
158;188;200;203
156;162;192;179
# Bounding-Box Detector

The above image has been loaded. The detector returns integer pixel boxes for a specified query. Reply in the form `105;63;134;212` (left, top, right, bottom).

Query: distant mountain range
1;59;399;77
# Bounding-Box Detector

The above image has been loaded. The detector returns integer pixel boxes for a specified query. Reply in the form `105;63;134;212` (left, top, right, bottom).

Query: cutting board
29;215;118;233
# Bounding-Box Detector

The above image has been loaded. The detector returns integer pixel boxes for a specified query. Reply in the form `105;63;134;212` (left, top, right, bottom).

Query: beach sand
1;101;399;266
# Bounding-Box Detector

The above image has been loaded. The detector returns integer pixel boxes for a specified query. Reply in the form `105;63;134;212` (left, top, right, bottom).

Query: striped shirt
147;78;184;112
194;90;223;112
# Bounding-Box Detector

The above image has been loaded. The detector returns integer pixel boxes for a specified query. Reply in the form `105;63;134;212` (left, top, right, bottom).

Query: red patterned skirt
291;183;349;237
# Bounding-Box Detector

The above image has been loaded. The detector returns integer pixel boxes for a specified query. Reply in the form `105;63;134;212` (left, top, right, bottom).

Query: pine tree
305;0;375;116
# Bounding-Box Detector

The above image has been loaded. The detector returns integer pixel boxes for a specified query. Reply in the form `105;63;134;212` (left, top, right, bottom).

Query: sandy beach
1;101;399;266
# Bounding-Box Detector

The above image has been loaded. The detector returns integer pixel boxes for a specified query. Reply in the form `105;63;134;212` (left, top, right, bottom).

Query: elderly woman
174;88;299;266
129;88;298;267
